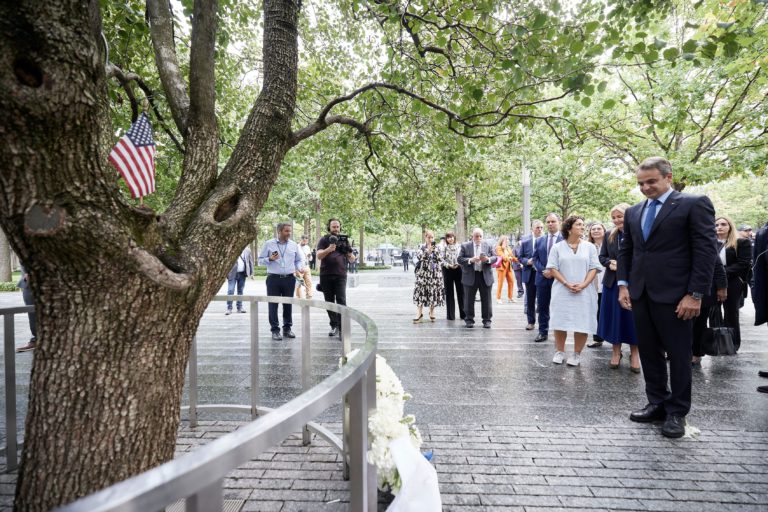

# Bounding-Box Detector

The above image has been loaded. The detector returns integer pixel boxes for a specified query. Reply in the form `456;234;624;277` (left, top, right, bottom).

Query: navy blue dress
597;231;638;345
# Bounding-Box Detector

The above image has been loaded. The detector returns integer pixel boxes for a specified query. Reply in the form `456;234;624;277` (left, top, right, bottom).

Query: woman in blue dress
597;203;640;372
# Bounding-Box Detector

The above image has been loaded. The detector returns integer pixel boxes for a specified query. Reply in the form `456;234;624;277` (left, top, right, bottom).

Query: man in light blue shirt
259;222;304;340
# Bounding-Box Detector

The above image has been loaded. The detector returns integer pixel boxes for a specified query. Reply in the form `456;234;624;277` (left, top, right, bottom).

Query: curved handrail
2;297;378;511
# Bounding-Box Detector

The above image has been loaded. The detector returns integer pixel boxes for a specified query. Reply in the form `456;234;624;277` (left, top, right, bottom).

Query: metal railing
1;295;378;511
1;304;33;473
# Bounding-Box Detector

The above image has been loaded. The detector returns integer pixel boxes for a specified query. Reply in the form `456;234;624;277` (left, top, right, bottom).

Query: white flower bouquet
343;350;422;494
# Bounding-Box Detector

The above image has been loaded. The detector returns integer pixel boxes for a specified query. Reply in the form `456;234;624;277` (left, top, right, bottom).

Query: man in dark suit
457;228;498;328
531;213;563;342
617;157;717;438
401;248;410;271
519;220;544;331
753;221;768;393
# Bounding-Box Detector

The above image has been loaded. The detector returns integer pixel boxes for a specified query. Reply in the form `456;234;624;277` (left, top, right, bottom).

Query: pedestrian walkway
2;268;768;510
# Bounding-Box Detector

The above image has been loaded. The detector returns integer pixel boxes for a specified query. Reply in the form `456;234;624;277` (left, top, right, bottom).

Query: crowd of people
409;157;768;438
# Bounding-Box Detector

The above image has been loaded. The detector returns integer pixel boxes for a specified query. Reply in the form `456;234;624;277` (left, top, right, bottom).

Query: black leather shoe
329;327;339;337
759;370;768;378
661;415;686;438
758;385;768;394
482;322;491;329
465;322;474;328
283;330;296;339
534;333;548;343
629;403;666;423
271;332;283;341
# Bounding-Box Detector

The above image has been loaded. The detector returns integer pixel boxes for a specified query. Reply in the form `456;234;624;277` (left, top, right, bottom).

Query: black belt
268;273;294;278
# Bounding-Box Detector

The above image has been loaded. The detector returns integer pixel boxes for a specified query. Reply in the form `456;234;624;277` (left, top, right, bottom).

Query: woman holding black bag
715;216;752;352
692;256;728;365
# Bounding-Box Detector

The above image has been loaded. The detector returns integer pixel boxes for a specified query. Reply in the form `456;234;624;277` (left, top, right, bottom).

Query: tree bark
0;229;11;282
0;0;301;509
455;188;466;242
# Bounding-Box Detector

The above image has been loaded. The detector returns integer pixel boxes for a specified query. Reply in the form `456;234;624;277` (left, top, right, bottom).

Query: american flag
109;113;156;198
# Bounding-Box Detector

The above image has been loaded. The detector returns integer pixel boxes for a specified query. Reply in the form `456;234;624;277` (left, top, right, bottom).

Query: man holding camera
316;218;356;338
258;222;304;341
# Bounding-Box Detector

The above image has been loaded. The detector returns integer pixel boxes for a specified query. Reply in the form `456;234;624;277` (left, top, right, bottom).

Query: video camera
328;234;352;254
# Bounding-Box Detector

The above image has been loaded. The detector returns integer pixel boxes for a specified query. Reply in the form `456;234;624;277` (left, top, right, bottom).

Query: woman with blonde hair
715;216;752;352
413;230;445;322
597;203;640;371
495;235;517;304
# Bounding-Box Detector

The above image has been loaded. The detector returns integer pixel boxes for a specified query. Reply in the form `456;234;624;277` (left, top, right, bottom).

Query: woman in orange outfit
495;235;517;304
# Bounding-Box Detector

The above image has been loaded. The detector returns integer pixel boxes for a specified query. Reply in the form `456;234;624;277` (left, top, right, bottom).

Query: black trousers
536;278;554;335
524;272;537;325
403;258;409;271
717;274;744;351
320;274;347;328
692;295;717;357
632;293;693;417
442;267;465;320
266;274;295;333
22;284;37;341
463;271;492;324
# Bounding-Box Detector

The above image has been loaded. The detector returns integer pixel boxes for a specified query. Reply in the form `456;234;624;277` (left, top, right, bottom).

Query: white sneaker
497;299;503;304
552;351;566;365
567;352;581;366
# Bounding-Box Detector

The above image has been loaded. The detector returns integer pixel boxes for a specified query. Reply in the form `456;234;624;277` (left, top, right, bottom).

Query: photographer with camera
316;218;356;338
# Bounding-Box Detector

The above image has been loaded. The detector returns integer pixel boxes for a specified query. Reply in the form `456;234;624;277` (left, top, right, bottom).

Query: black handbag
702;307;736;356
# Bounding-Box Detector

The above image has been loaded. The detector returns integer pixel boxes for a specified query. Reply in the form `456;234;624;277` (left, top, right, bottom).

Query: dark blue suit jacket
532;233;563;286
518;236;536;283
753;223;768;326
617;190;717;303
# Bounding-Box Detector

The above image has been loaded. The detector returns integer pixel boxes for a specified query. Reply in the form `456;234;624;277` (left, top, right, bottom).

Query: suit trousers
266;274;295;333
513;269;523;296
464;271;492;324
717;274;744;351
320;274;347;328
632;293;693;417
442;266;465;320
524;271;537;325
536;278;554;335
22;284;37;341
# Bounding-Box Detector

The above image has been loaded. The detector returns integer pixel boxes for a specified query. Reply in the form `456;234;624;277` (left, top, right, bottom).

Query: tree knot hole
214;192;240;222
24;203;66;236
13;57;44;88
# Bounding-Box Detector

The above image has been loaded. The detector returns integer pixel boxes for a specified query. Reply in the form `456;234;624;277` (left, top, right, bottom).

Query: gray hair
638;157;672;176
531;220;544;229
472;227;484;236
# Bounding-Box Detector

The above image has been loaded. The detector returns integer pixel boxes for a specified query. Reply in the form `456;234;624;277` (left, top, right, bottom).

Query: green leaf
471;88;484;101
602;99;616;109
682;53;696;61
570;40;584;53
459;10;474;23
632;42;646;53
597;81;607;93
663;47;679;61
682;39;698;53
653;38;667;49
584;20;600;34
581;96;592;107
532;13;547;29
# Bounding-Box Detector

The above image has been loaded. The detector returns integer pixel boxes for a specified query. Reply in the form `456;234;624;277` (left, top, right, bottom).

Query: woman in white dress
546;216;602;366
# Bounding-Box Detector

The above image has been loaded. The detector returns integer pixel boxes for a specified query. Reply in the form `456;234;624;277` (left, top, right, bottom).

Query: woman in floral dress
413;230;445;322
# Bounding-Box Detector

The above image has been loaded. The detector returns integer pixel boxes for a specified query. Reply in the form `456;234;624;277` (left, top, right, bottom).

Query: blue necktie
642;199;660;240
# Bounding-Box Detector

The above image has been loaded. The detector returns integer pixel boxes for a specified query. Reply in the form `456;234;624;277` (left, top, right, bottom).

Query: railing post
342;311;352;480
188;336;198;428
349;356;375;511
185;479;223;512
250;300;259;420
301;304;311;445
3;313;17;472
366;355;377;508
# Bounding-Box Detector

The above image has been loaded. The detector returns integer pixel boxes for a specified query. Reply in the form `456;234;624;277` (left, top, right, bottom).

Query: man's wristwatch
689;292;703;300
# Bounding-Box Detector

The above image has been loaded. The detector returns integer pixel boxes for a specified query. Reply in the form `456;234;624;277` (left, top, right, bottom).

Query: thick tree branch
291;115;370;146
147;0;190;135
188;0;217;128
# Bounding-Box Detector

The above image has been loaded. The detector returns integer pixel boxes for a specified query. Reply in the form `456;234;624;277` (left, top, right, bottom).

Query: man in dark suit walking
458;228;498;328
531;213;562;342
617;157;717;438
519;220;544;331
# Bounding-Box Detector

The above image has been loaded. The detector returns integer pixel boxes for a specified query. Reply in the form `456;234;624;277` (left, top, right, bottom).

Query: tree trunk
358;225;365;263
0;0;301;509
314;199;322;244
0;229;11;282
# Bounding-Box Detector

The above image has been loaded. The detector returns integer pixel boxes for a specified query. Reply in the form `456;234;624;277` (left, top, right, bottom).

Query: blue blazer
617;190;717;303
532;233;563;286
518;236;536;283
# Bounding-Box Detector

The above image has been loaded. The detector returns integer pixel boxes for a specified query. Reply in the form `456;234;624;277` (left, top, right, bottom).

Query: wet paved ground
2;268;768;510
